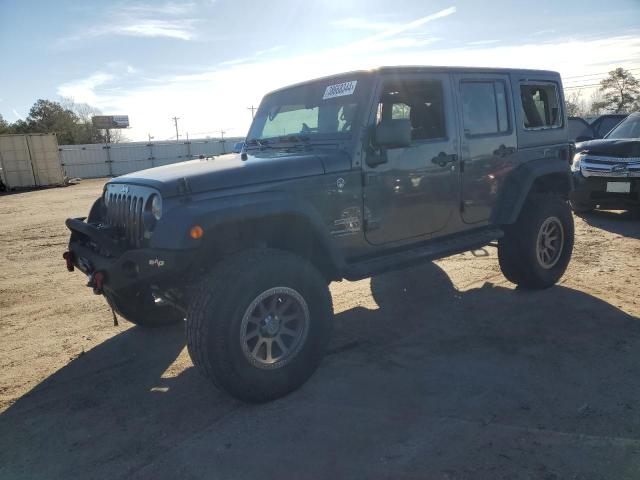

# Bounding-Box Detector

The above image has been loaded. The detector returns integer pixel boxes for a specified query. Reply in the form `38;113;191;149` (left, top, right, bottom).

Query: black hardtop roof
267;65;561;96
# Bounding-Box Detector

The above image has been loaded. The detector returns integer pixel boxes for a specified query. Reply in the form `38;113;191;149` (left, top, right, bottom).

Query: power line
564;83;603;90
563;67;640;80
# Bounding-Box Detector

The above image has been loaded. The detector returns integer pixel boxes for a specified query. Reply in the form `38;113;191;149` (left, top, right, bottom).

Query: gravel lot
1;178;640;479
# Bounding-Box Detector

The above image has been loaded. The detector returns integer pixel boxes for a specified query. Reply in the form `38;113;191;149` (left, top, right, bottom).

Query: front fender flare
150;191;346;272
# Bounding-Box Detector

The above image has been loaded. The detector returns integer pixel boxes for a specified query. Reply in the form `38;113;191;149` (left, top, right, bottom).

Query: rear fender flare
492;158;572;225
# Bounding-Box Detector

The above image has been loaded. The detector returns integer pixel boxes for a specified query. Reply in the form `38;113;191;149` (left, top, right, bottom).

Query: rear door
454;73;516;224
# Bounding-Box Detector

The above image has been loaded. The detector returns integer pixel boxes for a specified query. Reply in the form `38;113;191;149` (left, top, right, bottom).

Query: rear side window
460;81;510;136
520;83;562;129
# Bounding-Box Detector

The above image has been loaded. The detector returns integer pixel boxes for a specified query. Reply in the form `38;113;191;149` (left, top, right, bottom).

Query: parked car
568;116;596;143
232;141;244;153
570;111;640;213
590;113;627;139
64;66;574;402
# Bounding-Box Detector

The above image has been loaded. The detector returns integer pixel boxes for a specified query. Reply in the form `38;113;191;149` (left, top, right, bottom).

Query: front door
363;73;459;245
454;73;517;224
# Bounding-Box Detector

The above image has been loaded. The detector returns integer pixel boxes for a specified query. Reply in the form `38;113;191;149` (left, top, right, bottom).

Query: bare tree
565;90;588;117
59;97;128;143
591;68;640;114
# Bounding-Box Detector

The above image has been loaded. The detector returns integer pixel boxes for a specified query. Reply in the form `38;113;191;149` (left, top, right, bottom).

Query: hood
108;149;351;197
575;138;640;158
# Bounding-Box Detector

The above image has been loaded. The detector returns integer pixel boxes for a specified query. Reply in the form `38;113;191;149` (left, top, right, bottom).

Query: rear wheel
186;248;333;403
105;289;184;327
498;195;574;289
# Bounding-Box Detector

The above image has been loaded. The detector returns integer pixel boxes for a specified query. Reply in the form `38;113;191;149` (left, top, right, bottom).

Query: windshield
606;114;640;139
247;74;370;143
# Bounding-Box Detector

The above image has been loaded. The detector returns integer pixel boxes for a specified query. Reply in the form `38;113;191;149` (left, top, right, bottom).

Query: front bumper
65;217;197;294
570;172;640;208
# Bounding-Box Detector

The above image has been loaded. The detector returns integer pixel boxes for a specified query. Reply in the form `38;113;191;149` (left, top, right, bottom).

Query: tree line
565;67;640;117
0;98;127;145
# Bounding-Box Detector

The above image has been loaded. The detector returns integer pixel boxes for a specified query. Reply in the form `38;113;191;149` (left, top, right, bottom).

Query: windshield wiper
245;138;272;150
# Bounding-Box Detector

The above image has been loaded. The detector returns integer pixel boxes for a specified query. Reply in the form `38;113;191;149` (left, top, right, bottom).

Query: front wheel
186;248;333;403
498;195;574;289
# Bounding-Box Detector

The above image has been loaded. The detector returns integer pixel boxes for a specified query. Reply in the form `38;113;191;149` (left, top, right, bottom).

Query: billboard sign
92;115;130;129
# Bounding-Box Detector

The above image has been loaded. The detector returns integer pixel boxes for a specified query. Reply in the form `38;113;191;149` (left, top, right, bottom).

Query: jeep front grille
105;193;145;247
103;184;159;248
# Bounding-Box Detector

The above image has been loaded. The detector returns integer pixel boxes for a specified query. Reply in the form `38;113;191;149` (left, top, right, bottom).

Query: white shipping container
0;133;64;189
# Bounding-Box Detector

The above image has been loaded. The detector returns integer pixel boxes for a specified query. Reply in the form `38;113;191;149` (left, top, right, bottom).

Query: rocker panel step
343;228;503;280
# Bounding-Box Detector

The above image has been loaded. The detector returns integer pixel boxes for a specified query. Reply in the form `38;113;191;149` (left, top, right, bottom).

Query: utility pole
172;116;180;142
148;133;154;142
220;130;227;154
247;105;256;118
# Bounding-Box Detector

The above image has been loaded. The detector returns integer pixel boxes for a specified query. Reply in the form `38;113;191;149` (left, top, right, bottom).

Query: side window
520;83;562;129
596;117;622;137
460;81;510;136
377;80;446;142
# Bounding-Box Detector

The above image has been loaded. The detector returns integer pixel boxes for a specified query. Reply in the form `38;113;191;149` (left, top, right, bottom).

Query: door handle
431;152;457;167
493;145;515;157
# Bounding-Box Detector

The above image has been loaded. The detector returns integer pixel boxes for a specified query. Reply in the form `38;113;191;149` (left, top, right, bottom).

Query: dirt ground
1;178;640;479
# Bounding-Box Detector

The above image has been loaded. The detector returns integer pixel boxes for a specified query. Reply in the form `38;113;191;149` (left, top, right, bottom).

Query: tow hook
62;251;75;272
87;271;105;295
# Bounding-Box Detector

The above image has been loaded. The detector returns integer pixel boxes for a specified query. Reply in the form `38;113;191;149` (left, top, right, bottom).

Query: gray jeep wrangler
65;66;574;402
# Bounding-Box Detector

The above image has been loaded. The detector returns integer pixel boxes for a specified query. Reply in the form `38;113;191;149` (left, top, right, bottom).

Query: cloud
117;19;196;40
468;39;500;46
123;1;196;15
331;18;396;31
344;7;455;53
57;72;115;104
65;31;640;142
255;45;283;57
531;29;556;36
12;109;23;120
219;57;252;66
218;45;285;67
57;1;198;45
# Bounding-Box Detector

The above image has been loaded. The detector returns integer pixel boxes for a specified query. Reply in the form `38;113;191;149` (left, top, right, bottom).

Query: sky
1;0;639;142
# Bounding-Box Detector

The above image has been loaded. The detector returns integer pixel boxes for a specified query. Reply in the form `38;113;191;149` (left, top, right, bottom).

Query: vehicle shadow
2;263;640;479
580;209;640;239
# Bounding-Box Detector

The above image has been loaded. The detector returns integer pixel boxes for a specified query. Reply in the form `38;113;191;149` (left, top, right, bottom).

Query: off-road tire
498;195;574;289
569;199;594;215
105;289;184;327
186;248;333;403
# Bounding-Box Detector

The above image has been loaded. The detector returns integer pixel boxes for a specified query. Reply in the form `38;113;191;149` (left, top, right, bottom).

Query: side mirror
375;119;412;149
575;136;593;143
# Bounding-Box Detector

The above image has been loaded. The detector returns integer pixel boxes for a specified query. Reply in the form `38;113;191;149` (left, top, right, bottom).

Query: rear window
460;81;510;136
520;82;562;129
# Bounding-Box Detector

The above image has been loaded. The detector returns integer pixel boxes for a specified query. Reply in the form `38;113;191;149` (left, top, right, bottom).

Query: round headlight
148;194;162;220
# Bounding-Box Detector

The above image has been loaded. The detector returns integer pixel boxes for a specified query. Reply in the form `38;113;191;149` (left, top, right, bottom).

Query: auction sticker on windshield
323;81;357;100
